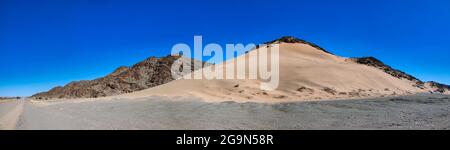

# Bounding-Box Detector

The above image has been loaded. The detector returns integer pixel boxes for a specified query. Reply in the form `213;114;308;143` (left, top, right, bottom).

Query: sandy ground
1;94;449;130
0;100;24;129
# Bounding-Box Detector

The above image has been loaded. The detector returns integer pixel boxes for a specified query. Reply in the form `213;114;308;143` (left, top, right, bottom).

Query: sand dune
116;42;434;103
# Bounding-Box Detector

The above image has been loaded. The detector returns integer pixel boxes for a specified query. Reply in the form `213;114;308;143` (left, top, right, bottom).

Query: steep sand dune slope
117;42;438;103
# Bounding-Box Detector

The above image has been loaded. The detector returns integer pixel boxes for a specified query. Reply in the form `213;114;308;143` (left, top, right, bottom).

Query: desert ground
1;94;449;130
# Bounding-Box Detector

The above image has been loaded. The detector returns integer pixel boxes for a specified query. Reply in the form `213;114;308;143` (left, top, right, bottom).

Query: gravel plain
0;94;449;130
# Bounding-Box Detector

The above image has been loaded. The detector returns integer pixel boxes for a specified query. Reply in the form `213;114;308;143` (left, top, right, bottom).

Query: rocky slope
31;55;206;100
349;57;450;93
265;36;332;54
425;81;450;93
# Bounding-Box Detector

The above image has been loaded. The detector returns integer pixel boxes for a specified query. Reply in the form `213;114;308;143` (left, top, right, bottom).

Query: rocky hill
0;97;20;100
32;55;205;100
350;57;425;88
118;36;450;102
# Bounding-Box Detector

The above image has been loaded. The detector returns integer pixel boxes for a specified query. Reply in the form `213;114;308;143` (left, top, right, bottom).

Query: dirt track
1;94;449;130
0;100;24;129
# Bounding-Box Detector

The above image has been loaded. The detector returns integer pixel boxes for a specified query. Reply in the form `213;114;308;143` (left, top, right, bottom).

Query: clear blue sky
1;0;449;96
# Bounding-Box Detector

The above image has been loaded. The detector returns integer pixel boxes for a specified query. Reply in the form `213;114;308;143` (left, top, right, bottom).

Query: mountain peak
265;36;333;54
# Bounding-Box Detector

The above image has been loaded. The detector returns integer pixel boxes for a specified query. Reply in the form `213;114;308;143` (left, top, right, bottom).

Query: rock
426;81;450;94
273;95;287;99
31;55;207;100
322;87;337;95
350;57;424;87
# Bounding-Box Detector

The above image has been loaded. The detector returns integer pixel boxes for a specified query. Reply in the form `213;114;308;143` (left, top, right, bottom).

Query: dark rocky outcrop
351;57;425;88
30;36;449;99
322;87;337;95
352;57;450;94
268;36;446;93
32;55;206;100
265;36;333;54
426;81;450;93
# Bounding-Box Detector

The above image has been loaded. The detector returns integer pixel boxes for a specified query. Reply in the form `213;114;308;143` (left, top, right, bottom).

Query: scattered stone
0;97;20;100
426;81;450;93
297;86;314;93
322;87;337;95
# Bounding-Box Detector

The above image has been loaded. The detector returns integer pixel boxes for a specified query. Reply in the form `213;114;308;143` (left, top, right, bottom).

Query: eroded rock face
32;55;206;100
